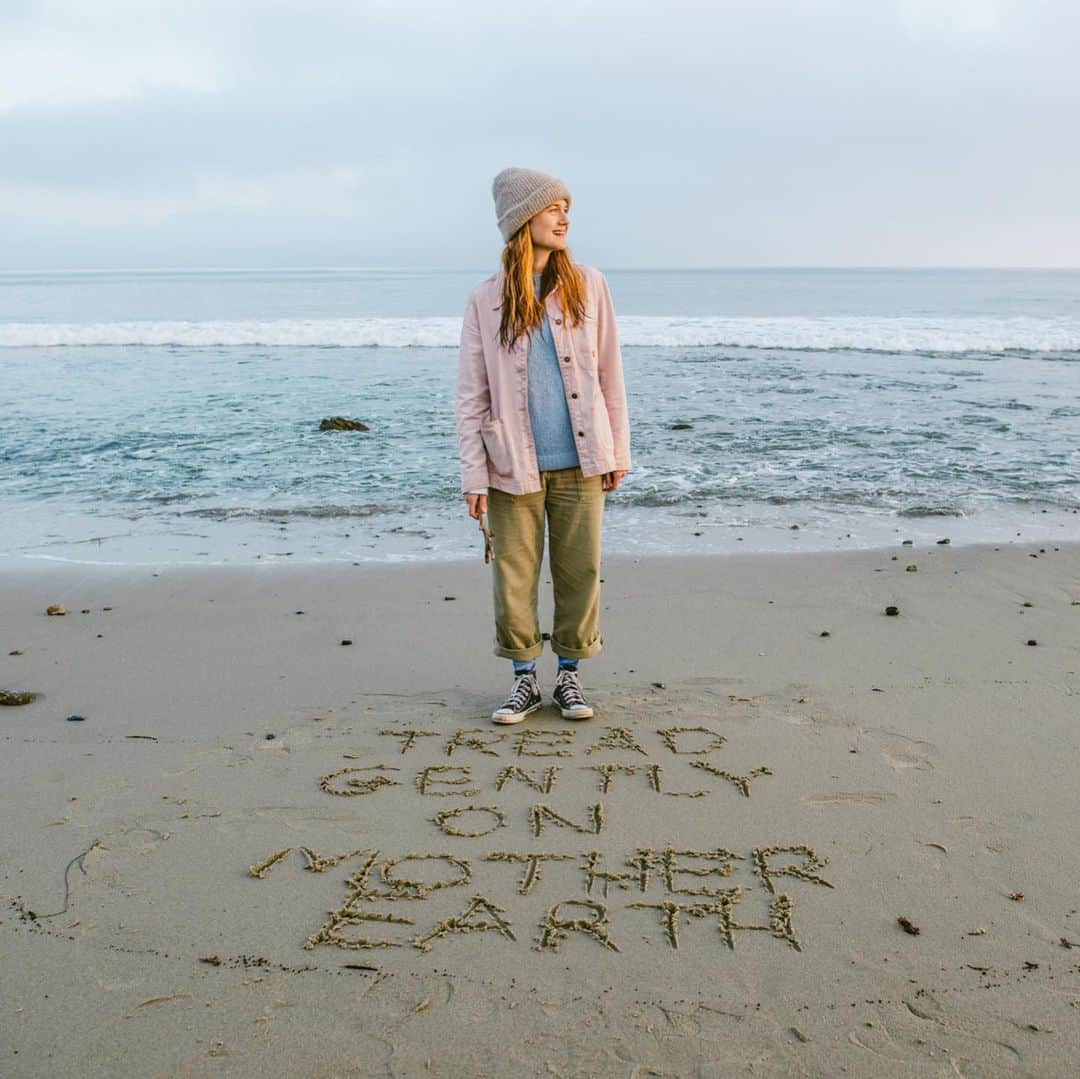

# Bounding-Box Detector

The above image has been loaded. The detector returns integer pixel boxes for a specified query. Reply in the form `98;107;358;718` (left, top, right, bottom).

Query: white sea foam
2;315;1079;353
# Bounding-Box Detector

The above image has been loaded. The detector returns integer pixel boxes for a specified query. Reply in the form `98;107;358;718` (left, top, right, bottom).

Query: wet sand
1;539;1079;1077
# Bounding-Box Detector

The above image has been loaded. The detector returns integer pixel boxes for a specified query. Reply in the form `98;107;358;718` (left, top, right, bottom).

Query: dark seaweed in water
183;504;388;521
897;505;964;517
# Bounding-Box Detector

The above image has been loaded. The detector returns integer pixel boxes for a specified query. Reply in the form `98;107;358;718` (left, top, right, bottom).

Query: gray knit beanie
492;167;572;244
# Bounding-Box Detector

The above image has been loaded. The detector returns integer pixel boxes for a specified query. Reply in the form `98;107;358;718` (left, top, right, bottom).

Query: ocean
2;267;1078;567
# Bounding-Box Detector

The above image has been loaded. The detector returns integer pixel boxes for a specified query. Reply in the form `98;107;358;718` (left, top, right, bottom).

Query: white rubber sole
557;704;594;720
490;700;543;725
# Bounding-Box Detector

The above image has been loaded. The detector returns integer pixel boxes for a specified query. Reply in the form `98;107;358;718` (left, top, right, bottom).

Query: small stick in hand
479;511;495;564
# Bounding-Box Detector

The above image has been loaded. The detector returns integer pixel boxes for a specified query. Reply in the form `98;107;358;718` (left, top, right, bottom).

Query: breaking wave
3;315;1080;354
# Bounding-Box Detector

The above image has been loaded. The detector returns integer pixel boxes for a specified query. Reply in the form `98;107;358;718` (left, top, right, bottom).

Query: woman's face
528;199;569;252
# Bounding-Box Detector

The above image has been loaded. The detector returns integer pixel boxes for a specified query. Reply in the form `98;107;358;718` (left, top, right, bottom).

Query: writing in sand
248;724;835;956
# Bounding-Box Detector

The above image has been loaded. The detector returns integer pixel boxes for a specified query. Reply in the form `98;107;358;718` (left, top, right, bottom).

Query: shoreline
4;496;1078;573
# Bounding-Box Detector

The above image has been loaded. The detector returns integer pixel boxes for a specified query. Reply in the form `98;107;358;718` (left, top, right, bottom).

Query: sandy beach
2;538;1079;1077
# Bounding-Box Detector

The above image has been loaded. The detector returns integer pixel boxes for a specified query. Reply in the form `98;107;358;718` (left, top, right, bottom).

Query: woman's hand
602;470;628;492
466;492;488;519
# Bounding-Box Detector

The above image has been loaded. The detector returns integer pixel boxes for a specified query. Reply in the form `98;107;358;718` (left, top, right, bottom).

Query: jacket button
577;430;584;438
562;356;570;363
571;392;578;399
555;318;562;325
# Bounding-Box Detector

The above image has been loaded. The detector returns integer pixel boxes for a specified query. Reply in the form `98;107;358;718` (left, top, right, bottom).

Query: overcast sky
1;0;1077;270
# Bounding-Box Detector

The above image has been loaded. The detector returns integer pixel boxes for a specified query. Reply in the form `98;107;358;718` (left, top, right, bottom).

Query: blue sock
557;656;579;672
512;659;536;675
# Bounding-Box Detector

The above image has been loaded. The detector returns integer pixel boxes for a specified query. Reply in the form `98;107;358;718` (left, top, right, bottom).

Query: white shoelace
556;671;585;706
502;673;537;711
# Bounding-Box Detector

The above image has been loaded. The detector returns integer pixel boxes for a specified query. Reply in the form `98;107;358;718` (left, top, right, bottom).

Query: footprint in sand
684;675;744;687
860;728;936;772
802;791;897;807
882;746;934;771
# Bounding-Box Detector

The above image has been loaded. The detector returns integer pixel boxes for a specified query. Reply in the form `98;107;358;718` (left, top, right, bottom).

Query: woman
456;166;631;725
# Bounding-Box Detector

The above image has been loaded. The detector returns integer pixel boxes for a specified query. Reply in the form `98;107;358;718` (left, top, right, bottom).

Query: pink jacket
456;263;631;495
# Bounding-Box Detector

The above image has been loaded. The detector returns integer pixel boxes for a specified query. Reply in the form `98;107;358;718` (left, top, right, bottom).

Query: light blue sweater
527;272;580;472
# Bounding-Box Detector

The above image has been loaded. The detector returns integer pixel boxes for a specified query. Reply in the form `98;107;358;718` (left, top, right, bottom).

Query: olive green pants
486;466;605;661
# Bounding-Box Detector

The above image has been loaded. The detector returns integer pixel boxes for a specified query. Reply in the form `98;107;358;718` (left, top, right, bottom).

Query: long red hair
497;223;586;351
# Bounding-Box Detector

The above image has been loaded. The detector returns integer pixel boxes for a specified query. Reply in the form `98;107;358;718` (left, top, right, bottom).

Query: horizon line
1;264;1079;275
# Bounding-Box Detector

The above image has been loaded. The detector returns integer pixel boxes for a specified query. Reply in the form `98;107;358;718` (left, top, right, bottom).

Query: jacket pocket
573;315;600;369
480;417;512;476
594;401;616;456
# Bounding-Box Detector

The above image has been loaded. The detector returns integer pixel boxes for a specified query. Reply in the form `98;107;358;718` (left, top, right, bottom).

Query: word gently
320;761;773;803
249;846;833;955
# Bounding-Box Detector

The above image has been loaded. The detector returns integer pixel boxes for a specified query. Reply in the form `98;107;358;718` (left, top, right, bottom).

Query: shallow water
2;267;1078;566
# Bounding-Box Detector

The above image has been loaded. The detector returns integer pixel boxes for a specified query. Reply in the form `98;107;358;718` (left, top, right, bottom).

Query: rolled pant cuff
551;633;604;660
493;640;544;661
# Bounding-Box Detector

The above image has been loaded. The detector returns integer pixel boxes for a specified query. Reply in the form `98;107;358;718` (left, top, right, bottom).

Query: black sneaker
491;670;543;725
553;668;594;720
